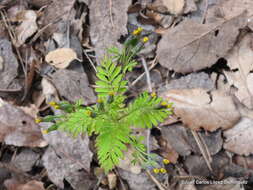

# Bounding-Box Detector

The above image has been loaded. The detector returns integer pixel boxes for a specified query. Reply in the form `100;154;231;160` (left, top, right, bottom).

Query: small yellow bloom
35;118;42;124
161;101;168;106
97;98;103;103
160;168;167;173
42;129;48;134
151;92;156;97
86;110;92;116
153;168;160;174
108;91;115;96
142;37;149;43
53;105;60;109
132;27;143;35
163;159;170;165
48;101;57;106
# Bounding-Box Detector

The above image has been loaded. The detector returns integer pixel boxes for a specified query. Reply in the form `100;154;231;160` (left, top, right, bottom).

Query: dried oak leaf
42;122;93;189
223;34;253;109
0;99;47;147
4;179;45;190
157;13;247;73
161;89;241;131
0;39;19;89
224;117;253;156
45;48;77;69
14;10;38;47
51;69;96;104
89;0;131;60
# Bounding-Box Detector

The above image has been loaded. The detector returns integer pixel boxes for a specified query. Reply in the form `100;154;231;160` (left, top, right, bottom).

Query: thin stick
131;56;157;86
146;170;168;190
191;130;213;172
83;50;97;72
109;0;115;27
201;0;209;24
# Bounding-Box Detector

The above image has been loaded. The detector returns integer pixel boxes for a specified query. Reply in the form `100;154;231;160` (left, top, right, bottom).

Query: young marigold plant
38;28;173;173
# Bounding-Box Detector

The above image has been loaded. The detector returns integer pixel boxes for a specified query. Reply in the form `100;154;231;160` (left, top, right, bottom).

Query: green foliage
40;28;173;173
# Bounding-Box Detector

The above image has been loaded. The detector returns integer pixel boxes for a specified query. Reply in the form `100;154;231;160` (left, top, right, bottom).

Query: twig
146;170;168;190
191;130;213;172
0;88;22;92
201;0;209;24
83;50;97;72
131;56;157;86
109;0;114;28
141;56;152;92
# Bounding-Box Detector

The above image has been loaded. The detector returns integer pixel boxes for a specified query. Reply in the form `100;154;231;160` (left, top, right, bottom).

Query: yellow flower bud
161;101;168;106
132;27;143;35
151;92;156;97
48;101;57;106
142;37;149;43
35;118;42;124
86;110;92;116
163;159;170;165
54;105;60;109
153;168;160;174
42;129;48;134
97;98;103;103
160;168;167;173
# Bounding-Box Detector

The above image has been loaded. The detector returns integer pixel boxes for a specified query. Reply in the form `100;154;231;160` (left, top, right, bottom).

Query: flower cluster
153;159;170;174
132;27;149;43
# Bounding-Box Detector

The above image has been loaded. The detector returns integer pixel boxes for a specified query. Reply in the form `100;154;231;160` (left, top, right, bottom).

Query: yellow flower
86;110;92;116
42;129;48;134
132;27;143;35
161;101;168;106
142;37;149;43
53;105;60;109
153;168;160;174
160;168;167;173
97;98;103;103
35;118;42;124
151;92;157;97
48;101;57;106
163;159;170;165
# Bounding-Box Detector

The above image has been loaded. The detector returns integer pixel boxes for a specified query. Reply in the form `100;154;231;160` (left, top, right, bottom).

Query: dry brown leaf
0;98;47;147
4;179;45;190
157;13;247;73
107;172;117;190
224;117;253;156
224;34;253;109
89;0;131;60
161;89;241;131
148;0;185;14
51;69;96;104
45;48;77;69
14;10;38;47
0;39;19;89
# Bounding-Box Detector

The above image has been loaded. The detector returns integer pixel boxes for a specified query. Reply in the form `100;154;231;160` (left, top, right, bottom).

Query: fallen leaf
41;122;93;188
0;39;19;89
41;78;59;102
184;0;197;14
224;117;253;156
0;98;47;147
45;48;77;69
12;149;40;172
150;0;185;15
14;10;38;46
51;69;96;104
157;13;247;73
4;179;45;190
161;89;241;131
40;0;76;37
107;172;117;190
89;0;131;60
224;34;253;109
118;168;157;190
158;72;215;94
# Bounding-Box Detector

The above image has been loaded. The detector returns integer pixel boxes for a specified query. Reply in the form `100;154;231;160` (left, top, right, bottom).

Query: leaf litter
1;0;253;189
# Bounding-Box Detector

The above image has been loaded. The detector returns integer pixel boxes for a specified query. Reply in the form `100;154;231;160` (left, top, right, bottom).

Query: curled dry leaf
14;10;38;47
157;13;247;73
224;117;253;156
161;89;241;131
224;34;253;109
45;48;77;69
0;98;47;147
